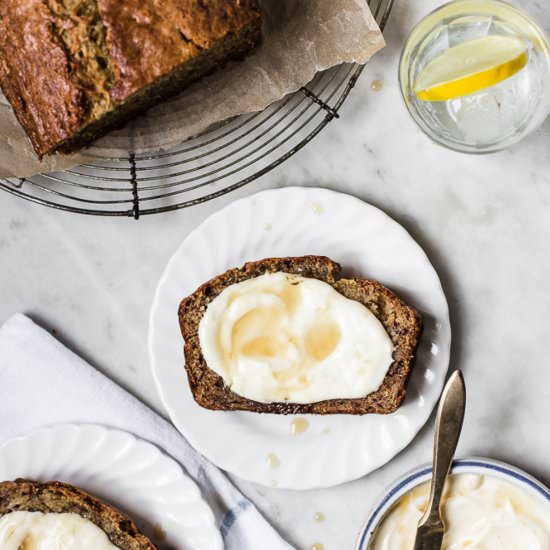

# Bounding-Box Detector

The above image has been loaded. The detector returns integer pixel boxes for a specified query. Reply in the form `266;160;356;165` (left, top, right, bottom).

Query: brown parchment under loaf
0;479;156;549
0;0;262;157
179;256;423;415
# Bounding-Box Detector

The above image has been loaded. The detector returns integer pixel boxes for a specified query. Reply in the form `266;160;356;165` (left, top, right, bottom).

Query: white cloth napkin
0;313;292;550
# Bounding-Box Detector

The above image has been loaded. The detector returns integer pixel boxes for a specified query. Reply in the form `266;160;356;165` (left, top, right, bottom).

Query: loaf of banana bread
0;0;262;157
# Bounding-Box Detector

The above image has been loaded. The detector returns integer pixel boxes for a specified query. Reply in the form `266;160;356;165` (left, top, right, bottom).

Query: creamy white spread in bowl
356;458;550;550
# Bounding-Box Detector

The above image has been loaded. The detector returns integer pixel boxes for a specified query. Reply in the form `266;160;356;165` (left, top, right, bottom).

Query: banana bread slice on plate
0;479;155;549
179;256;422;415
0;0;262;157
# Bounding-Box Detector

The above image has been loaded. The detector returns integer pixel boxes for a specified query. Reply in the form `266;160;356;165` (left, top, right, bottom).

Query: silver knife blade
412;370;466;550
412;522;444;550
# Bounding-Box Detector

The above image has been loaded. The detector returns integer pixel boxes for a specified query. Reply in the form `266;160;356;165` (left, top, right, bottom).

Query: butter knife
412;370;466;550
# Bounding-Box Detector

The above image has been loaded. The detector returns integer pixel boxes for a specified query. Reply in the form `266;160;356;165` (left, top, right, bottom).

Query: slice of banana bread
0;0;262;157
0;479;156;549
178;256;423;415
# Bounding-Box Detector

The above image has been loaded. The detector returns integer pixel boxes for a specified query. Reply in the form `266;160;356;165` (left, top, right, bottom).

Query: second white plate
0;424;222;550
149;187;451;489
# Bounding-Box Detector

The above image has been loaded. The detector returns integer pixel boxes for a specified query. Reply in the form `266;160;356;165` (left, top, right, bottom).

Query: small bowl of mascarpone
356;458;550;550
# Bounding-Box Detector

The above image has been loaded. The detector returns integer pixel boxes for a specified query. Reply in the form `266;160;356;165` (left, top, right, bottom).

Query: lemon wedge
415;35;529;101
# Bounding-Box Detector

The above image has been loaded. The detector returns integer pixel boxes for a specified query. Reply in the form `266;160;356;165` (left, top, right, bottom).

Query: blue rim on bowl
356;457;550;549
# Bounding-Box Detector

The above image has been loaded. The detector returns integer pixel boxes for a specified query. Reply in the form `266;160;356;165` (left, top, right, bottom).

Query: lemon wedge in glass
415;35;529;101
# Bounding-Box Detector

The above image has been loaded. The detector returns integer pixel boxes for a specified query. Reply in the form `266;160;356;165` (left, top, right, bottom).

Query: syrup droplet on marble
266;452;281;468
262;222;272;231
371;79;384;91
314;512;325;523
311;201;325;214
153;523;167;541
311;543;324;550
291;418;310;435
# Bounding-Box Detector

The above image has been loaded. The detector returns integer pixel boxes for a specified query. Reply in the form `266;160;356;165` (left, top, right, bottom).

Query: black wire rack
0;0;394;218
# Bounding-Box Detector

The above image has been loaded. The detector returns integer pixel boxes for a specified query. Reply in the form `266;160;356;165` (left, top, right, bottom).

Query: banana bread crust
98;0;261;102
0;479;156;549
0;0;262;157
179;256;423;415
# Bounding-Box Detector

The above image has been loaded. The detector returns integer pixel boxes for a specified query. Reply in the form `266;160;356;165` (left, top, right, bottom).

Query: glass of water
399;0;550;153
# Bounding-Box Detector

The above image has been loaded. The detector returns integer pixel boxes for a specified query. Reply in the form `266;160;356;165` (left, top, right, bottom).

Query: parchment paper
0;0;384;178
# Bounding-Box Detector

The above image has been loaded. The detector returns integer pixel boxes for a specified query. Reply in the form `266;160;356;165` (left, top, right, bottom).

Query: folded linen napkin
0;313;292;550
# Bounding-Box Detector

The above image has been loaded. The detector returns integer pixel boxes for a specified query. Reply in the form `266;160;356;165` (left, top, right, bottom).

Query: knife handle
420;370;466;526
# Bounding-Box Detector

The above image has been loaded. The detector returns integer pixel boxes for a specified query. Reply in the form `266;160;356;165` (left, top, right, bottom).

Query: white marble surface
1;1;550;549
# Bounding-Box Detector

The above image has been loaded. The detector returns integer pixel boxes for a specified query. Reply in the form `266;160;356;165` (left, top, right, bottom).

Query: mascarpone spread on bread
371;474;550;550
0;511;117;549
198;272;394;404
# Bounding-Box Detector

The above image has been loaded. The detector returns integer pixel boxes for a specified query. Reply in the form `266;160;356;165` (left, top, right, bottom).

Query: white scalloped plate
0;424;222;550
148;187;451;490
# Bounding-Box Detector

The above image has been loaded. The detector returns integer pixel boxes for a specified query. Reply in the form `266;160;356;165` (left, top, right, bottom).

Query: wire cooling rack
0;0;394;218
